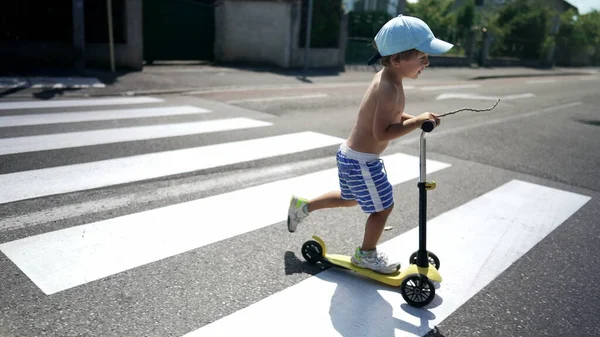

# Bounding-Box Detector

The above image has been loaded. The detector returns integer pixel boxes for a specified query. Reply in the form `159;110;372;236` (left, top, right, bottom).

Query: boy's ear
389;53;403;67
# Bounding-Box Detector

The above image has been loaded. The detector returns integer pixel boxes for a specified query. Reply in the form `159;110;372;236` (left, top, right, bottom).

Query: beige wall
215;0;346;68
215;1;299;67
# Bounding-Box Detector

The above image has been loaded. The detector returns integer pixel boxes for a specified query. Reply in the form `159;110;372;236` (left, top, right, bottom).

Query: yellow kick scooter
301;120;441;308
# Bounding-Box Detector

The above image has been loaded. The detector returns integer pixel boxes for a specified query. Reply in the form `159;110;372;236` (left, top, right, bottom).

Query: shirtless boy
287;15;453;274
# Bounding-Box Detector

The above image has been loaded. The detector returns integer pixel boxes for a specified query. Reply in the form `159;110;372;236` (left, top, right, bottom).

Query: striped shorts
336;143;394;214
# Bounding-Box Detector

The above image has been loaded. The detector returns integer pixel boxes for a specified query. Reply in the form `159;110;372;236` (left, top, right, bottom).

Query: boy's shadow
284;251;446;337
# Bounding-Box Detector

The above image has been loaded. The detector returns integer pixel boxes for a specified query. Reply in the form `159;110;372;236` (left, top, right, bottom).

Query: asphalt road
0;71;599;337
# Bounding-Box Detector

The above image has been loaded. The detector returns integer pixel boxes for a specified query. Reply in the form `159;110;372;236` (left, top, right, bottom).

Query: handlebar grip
421;120;436;132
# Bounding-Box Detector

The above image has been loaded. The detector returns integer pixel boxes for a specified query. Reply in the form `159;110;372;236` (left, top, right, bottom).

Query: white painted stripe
0;77;105;88
0;132;343;205
399;101;583;145
0;157;335;233
226;94;329;104
0;78;28;89
0;118;271;155
0;153;450;294
435;93;535;101
579;76;598;81
28;77;106;88
186;82;369;95
526;79;556;84
0;97;163;110
0;106;210;127
419;84;480;91
180;180;590;337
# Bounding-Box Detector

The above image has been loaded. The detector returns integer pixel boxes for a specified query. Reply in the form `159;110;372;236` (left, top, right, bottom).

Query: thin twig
439;99;500;117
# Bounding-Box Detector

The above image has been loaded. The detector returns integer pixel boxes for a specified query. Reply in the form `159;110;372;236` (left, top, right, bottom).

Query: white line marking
0;77;106;88
186;82;369;95
399;101;583;144
0;77;105;88
0;106;211;127
226;94;329;104
435;93;535;101
180;180;590;337
0;97;163;110
419;84;480;91
526;79;556;84
0;132;344;205
579;76;598;81
29;77;106;88
0;78;28;89
0;157;335;233
0;153;450;294
0;118;270;155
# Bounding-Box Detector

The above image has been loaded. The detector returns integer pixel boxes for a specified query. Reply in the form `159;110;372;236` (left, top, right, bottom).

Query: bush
348;10;392;38
299;0;343;48
490;0;553;60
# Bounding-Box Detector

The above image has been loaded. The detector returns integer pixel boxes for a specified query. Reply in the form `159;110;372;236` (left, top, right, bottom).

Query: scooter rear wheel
401;274;436;308
409;251;440;270
301;240;323;264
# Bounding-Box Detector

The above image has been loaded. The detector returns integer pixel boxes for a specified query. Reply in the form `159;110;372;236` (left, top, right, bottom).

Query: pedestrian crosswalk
184;180;589;337
0;105;210;127
0;95;592;337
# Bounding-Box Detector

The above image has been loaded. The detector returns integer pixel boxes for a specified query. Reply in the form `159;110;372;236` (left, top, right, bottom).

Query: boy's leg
307;190;358;212
287;190;357;233
351;204;399;274
360;204;393;251
348;157;399;274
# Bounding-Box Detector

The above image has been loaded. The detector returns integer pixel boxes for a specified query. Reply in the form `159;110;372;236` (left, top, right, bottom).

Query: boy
287;15;452;274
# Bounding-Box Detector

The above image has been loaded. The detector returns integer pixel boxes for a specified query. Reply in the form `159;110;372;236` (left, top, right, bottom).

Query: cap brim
367;52;382;65
416;38;453;55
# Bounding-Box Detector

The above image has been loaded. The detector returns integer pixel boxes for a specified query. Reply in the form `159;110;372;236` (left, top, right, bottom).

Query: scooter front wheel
301;240;323;264
401;274;436;308
409;251;440;270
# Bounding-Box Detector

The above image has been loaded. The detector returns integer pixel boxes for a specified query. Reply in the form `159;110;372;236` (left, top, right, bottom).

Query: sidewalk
1;63;597;99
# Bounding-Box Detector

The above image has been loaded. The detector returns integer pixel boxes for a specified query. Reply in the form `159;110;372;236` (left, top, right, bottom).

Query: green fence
143;0;215;62
345;10;392;64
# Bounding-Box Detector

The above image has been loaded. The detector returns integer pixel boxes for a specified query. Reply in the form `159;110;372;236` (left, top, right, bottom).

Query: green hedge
299;0;343;48
348;10;392;38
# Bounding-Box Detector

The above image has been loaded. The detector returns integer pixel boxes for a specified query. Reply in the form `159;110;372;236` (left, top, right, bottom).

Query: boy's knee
373;203;394;216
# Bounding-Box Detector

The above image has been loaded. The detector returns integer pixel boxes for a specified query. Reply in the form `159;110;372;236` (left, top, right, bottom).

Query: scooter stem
417;130;429;268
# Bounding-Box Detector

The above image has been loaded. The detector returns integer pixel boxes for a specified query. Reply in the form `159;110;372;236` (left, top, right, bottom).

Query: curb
1;70;596;99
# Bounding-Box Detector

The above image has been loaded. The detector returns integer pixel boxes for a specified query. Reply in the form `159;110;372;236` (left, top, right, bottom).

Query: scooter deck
312;235;442;287
324;253;442;287
324;253;404;287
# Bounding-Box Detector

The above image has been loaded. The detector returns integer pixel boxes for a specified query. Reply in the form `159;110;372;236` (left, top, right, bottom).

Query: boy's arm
373;86;423;141
400;112;415;123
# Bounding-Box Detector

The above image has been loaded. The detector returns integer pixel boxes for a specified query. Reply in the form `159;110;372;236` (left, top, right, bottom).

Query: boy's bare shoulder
372;74;401;105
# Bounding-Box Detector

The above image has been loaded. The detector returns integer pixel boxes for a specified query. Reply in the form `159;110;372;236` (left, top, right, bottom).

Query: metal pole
303;0;313;75
72;0;86;71
107;0;116;72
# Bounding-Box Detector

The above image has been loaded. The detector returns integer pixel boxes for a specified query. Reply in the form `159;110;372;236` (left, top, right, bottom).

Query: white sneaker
350;247;400;274
287;195;309;232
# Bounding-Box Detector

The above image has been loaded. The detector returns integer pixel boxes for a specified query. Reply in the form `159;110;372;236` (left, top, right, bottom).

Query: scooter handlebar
421;120;436;132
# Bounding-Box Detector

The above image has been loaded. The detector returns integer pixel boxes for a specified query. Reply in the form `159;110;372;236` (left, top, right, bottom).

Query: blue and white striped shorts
336;143;394;214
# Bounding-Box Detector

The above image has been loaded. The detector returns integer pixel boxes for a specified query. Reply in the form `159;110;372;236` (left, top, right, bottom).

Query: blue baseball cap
367;15;453;65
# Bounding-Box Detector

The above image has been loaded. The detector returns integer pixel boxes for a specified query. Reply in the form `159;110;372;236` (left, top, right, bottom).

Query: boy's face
394;51;430;79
